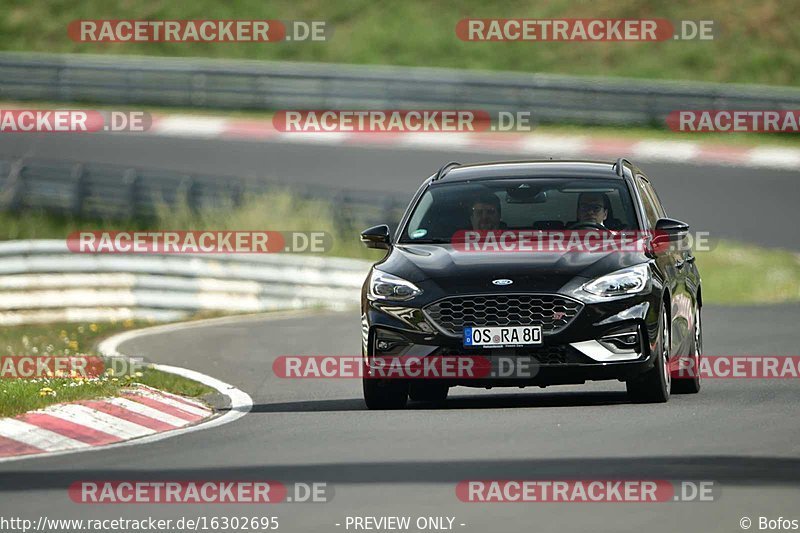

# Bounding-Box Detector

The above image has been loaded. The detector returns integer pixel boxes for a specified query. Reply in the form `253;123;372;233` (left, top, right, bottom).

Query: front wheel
363;377;408;410
627;306;671;403
672;304;702;394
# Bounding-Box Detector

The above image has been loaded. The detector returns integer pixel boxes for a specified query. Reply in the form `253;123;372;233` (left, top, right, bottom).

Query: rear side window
636;177;662;227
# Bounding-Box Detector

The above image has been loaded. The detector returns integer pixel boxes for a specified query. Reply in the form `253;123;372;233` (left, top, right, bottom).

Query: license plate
464;326;542;347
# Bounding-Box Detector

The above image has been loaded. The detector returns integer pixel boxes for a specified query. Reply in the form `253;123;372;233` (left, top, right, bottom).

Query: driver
570;192;610;228
469;193;504;230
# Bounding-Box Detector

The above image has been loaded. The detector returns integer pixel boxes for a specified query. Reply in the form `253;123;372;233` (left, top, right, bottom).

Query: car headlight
368;269;423;301
582;264;650;297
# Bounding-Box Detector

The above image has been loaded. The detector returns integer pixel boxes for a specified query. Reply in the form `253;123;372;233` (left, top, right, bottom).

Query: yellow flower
123;319;135;328
105;368;115;376
111;377;119;383
134;371;143;378
68;340;78;350
59;330;68;338
89;323;98;332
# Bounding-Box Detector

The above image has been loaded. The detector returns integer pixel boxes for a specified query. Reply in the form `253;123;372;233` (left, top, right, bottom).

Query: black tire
363;377;408;410
408;382;449;403
672;304;702;394
627;306;671;403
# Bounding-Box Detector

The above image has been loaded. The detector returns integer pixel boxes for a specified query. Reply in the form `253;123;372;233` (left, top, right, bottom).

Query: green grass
694;241;800;305
0;189;376;259
0;320;215;418
0;0;799;86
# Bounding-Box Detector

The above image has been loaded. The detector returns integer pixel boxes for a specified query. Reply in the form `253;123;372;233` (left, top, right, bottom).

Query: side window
636;177;660;227
641;179;666;219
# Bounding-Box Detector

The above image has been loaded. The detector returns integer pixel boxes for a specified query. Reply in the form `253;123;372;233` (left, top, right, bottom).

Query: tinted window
401;178;639;242
642;179;667;218
636;177;661;227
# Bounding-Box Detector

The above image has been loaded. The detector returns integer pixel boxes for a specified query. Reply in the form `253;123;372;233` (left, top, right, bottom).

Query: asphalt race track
0;135;798;532
0;306;799;532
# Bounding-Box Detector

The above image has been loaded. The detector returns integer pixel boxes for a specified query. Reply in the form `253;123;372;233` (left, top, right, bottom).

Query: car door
638;176;692;356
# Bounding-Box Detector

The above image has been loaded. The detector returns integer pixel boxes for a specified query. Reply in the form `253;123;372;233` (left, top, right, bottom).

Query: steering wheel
568;221;609;231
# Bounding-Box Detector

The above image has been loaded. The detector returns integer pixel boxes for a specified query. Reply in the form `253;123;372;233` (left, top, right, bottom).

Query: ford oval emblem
492;279;513;286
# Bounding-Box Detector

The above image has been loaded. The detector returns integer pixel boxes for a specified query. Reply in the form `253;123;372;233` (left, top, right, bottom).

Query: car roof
437;160;631;182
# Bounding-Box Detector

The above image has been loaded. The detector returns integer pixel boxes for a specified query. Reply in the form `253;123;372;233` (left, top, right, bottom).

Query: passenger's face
470;202;500;230
577;194;608;224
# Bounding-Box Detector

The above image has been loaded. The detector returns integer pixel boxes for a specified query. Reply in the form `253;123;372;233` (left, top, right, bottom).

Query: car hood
377;244;649;293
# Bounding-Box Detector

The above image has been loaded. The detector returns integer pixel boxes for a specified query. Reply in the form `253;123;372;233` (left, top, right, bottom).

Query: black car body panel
361;159;702;391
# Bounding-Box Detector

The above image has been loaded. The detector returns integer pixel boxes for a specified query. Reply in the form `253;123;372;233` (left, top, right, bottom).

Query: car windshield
400;178;639;243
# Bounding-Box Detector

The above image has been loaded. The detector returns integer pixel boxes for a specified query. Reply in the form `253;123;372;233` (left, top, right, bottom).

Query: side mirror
649;218;689;255
655;218;690;241
360;224;391;250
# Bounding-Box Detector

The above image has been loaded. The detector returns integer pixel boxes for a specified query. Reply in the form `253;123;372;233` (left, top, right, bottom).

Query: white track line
0;312;266;464
135;384;210;411
122;389;211;417
44;404;155;439
105;397;192;427
123;389;211;418
0;419;89;452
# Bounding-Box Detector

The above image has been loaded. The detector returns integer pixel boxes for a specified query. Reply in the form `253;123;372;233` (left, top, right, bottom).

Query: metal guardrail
0;240;372;325
0;156;408;230
2;52;800;126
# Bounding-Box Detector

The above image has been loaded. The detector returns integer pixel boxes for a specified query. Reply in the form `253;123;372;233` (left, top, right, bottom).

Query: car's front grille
424;294;583;336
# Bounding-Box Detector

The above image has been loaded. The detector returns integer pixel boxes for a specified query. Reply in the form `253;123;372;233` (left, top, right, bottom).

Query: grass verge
0;320;216;418
0;0;798;86
694;241;800;305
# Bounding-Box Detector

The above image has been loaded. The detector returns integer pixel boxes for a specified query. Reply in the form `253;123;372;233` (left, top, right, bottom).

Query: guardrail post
70;163;86;217
0;159;25;211
123;168;139;218
177;176;198;212
230;180;244;208
191;74;206;107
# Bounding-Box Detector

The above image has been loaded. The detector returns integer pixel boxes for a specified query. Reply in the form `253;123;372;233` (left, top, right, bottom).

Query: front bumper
362;290;661;387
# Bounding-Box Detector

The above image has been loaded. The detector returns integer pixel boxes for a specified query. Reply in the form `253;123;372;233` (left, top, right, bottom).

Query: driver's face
577;193;608;224
470;202;501;230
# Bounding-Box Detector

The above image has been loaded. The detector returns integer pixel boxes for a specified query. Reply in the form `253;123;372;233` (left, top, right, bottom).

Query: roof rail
433;161;461;181
613;158;632;177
